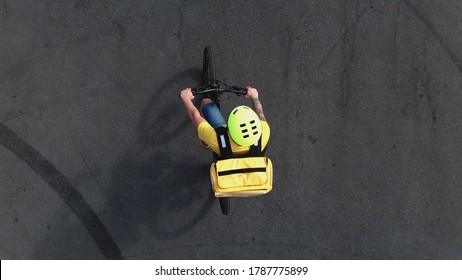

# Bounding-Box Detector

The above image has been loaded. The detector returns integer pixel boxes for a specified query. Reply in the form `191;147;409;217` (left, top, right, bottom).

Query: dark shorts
201;103;226;128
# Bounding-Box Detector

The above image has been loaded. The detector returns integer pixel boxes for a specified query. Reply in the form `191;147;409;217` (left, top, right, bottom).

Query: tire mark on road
0;122;123;260
337;0;372;117
317;39;342;71
339;0;359;116
317;1;371;70
102;2;125;42
392;1;402;92
402;0;462;73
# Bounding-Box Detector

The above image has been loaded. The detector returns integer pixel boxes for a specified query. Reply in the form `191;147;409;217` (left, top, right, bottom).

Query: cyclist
180;86;270;156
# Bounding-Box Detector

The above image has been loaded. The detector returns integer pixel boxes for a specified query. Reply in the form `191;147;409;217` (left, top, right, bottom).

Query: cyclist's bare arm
245;86;266;122
180;88;205;128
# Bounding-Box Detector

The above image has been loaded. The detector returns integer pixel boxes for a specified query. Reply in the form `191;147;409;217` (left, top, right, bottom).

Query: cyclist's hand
180;88;194;101
245;86;259;99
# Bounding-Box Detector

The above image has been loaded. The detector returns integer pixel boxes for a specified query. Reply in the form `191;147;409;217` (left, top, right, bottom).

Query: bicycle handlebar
192;88;247;96
191;81;247;96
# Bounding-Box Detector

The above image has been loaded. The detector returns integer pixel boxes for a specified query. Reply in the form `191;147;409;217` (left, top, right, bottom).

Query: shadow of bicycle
107;69;216;246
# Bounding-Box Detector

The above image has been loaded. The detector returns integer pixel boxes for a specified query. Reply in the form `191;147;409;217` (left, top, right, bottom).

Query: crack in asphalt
392;1;402;91
339;0;367;117
421;38;438;122
317;1;372;71
402;0;462;74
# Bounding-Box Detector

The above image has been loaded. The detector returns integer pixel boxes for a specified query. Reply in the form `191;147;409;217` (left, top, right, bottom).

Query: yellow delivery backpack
210;126;273;198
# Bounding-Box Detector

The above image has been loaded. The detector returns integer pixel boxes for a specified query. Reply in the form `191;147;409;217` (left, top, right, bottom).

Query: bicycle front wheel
202;46;216;86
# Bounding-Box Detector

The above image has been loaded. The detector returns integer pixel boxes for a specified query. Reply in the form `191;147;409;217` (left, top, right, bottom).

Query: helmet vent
240;123;246;127
243;135;249;138
251;126;257;130
242;129;248;133
233;109;239;115
250;120;255;124
253;131;259;135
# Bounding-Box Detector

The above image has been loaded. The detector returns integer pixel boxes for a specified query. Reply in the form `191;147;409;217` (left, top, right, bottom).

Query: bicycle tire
202;46;230;215
219;197;230;215
202;46;216;86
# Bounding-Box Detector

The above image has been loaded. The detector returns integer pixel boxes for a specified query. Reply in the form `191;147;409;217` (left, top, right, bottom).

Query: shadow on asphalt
106;69;216;244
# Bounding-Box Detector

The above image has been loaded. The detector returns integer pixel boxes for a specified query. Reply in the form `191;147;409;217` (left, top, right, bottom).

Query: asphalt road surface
1;0;461;259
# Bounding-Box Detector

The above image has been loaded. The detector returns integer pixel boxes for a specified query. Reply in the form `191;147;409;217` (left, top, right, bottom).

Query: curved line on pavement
0;123;123;259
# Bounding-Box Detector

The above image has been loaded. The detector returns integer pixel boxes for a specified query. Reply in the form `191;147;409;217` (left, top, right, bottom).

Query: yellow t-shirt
197;121;270;156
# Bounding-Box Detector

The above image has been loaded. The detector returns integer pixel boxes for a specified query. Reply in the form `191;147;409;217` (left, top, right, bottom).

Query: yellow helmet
227;106;262;146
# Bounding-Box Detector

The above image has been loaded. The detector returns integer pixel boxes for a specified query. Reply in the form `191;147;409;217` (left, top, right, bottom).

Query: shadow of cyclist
106;69;216;247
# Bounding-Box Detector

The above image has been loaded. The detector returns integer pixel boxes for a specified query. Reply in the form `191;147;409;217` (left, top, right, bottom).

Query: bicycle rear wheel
202;46;216;86
219;197;230;215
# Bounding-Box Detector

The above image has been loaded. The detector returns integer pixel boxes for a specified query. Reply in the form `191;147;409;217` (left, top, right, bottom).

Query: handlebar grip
179;88;199;99
233;87;248;96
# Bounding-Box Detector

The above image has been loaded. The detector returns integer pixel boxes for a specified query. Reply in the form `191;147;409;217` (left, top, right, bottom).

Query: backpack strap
215;126;265;159
248;137;263;156
215;126;233;159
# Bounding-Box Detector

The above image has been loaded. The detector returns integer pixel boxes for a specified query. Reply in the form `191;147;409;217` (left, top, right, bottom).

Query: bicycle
191;46;248;215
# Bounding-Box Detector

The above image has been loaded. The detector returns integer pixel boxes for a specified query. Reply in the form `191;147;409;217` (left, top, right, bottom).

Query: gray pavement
1;0;461;259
